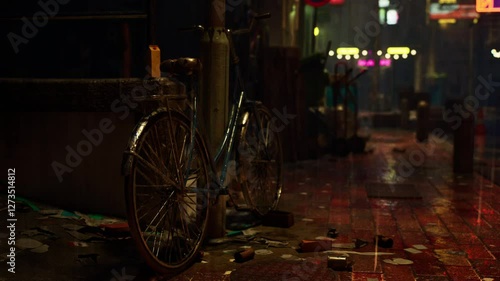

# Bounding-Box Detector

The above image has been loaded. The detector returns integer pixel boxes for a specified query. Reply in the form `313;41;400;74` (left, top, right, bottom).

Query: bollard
416;100;429;142
453;114;474;174
400;98;409;129
206;194;228;239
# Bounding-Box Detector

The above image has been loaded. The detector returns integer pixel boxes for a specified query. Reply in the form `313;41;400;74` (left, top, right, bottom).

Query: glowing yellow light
377;50;383;56
387;47;410;55
354;54;360;59
411;49;417;55
314;27;320;36
336;47;360;55
337;54;343;59
438;19;456;24
385;53;391;59
394;54;399;60
328;50;334;56
473;18;478;24
361;50;368;56
402;54;408;59
345;55;351;60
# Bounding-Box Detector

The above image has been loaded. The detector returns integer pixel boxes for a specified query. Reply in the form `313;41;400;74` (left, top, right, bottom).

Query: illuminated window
387;9;399;25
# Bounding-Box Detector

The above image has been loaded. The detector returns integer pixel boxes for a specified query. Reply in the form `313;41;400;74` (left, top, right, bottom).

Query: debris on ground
76;254;99;264
30;244;49;254
254;249;273;255
67;242;89;247
326;228;339;238
353;238;368;249
383;258;413;265
374;235;393;248
16;238;44;250
404;247;422;254
262;210;294;228
234;248;255;263
327;255;353;271
299;239;332;252
325;250;395;256
281;254;304;261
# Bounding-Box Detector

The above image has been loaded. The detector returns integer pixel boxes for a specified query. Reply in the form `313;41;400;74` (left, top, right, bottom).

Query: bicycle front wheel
124;109;211;276
236;103;283;217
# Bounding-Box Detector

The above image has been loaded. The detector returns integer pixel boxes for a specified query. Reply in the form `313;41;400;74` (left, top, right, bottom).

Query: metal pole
203;0;230;239
311;7;317;53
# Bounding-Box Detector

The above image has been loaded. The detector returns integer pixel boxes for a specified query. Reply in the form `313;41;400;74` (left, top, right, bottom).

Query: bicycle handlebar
232;12;270;35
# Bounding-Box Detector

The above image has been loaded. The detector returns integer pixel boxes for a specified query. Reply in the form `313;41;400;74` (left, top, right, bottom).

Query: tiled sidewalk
3;129;496;281
166;129;500;280
274;130;500;281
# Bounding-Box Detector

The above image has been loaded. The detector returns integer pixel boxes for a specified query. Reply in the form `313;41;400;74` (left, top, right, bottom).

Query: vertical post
454;114;474;174
311;7;317;53
202;0;230;239
372;1;381;111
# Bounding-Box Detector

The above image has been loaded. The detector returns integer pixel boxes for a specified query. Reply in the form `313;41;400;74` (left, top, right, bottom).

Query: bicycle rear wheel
236;103;283;217
124;109;211;276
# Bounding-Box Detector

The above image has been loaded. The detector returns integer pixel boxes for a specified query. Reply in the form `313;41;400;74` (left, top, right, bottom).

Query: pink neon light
380;59;392;66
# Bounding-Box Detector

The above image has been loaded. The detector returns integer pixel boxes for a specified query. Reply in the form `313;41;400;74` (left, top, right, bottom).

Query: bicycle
121;13;283;276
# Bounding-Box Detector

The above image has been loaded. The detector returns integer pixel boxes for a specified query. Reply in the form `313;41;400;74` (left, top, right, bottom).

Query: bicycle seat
161;58;202;76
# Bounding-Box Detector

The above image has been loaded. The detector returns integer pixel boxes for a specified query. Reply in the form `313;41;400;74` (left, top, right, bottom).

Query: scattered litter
240;246;252;249
255;249;273;255
383;258;413;265
62;224;85;231
404;248;422;254
332;243;356;249
300;240;332;252
281;254;304;261
299;192;308;195
325;250;394;256
315;236;336;242
50;210;79;219
327;228;339;238
15;197;40;211
229;259;235;262
327;255;353;271
30;244;49;254
39;209;61;215
258;238;289;248
68;241;89;247
227;230;243;237
483;278;494;281
354;239;368;249
100;222;129;232
374;235;393;248
234;248;255;263
412;244;428;250
224;271;232;275
223;249;237;254
21;229;41;237
16;238;43;249
66;230;103;242
74;211;121;227
301;218;314;222
201;260;208;264
76;254;99;264
242;229;259;236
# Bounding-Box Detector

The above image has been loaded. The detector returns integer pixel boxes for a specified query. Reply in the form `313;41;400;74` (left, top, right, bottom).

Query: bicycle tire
124;109;211;276
235;103;283;217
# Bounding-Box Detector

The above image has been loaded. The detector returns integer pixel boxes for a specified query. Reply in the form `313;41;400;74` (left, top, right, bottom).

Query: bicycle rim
125;110;211;275
236;104;283;216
